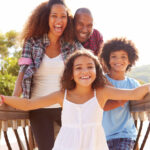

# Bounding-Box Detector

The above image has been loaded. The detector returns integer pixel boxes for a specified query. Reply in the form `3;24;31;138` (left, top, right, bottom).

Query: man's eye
51;15;57;18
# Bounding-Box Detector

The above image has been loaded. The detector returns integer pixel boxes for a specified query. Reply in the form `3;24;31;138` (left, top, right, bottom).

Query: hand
0;95;5;106
118;100;128;107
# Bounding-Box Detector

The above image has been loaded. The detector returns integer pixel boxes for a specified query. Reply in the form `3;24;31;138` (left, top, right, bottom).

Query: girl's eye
75;67;82;70
111;55;116;58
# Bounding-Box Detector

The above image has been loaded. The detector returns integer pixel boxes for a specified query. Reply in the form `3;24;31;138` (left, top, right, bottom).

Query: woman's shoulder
24;35;45;45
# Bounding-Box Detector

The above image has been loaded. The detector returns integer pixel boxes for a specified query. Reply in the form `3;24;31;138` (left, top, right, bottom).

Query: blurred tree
0;30;19;58
0;30;21;95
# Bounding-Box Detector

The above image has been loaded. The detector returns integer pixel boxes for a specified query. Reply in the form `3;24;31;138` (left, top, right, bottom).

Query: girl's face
109;50;130;73
49;4;68;37
73;56;96;88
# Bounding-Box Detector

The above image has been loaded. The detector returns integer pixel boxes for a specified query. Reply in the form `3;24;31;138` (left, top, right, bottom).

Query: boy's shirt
102;74;140;141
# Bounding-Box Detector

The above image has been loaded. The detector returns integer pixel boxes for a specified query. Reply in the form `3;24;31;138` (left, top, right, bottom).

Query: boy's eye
122;56;127;59
88;66;94;69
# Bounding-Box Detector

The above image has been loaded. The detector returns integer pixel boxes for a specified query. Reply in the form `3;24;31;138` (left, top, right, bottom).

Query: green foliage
1;57;19;76
0;30;20;95
0;30;19;58
0;72;17;95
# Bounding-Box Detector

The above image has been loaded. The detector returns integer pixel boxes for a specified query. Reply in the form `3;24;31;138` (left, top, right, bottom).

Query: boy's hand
118;100;128;107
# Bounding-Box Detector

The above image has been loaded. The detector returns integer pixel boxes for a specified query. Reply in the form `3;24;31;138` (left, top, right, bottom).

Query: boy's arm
103;100;128;111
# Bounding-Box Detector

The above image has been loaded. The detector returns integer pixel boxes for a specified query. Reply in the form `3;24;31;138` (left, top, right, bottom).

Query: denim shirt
19;34;83;98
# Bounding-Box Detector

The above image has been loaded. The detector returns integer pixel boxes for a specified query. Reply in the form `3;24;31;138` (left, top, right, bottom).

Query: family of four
1;0;149;150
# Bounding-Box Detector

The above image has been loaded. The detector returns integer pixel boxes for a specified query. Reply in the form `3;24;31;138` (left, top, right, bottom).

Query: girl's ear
71;76;74;80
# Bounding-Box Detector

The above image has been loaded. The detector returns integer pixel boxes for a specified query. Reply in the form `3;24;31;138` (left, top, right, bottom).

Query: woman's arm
1;91;63;111
13;72;24;96
13;39;33;96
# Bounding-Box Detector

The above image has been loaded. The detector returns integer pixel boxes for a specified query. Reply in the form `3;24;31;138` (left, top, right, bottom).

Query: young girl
1;50;150;150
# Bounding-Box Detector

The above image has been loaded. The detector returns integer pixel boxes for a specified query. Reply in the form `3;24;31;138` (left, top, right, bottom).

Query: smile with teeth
55;25;63;32
114;63;123;66
79;33;87;38
80;76;90;79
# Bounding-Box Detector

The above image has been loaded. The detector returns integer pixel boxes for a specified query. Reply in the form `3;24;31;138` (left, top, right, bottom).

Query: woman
13;0;82;149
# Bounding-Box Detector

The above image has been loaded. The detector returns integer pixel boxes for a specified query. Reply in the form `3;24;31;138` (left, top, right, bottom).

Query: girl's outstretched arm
97;83;150;108
0;91;64;111
105;84;150;101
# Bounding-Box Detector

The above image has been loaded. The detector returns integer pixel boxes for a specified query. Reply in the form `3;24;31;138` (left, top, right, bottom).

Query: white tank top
52;90;109;150
31;54;64;108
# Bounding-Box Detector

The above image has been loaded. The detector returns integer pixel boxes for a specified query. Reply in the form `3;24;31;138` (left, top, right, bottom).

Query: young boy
101;38;139;150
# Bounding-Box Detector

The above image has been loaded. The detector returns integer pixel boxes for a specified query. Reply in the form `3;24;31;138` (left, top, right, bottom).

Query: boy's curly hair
100;38;139;71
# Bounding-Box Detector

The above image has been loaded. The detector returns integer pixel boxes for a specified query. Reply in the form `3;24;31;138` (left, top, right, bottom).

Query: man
74;8;103;56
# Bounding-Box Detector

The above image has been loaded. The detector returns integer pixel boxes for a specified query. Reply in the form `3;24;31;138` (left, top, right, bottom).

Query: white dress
52;90;109;150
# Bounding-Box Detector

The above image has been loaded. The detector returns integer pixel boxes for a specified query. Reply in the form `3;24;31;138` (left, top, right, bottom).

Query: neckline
106;74;127;82
44;53;61;59
64;96;96;106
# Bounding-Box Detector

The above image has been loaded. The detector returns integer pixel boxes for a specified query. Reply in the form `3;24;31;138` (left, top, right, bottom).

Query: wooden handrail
130;92;150;112
0;93;150;150
0;104;29;120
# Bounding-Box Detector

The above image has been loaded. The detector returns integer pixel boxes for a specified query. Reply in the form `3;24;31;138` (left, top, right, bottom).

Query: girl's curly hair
61;49;107;90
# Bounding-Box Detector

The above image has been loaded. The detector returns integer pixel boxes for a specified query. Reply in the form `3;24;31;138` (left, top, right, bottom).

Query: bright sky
0;0;150;66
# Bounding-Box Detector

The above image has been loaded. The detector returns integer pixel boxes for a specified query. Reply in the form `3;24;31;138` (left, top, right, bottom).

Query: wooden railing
0;105;35;150
130;93;150;150
0;93;150;150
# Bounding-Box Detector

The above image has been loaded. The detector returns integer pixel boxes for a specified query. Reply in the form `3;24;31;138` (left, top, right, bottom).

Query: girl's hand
0;95;5;106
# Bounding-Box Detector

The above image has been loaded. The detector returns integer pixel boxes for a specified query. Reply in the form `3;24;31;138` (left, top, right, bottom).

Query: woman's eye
62;15;67;18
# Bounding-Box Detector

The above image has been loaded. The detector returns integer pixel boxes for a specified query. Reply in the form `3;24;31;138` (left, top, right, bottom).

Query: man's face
75;13;93;43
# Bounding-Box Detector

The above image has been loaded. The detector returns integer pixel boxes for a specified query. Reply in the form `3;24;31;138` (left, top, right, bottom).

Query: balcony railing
0;93;150;150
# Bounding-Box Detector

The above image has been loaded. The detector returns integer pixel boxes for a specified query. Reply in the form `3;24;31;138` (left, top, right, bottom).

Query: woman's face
49;4;68;37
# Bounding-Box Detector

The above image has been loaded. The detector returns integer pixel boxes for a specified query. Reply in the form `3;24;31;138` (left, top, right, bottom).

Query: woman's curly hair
100;37;139;71
19;0;74;43
61;49;107;90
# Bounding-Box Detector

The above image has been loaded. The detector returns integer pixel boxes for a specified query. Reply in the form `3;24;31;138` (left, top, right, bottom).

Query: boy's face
73;56;96;88
109;50;130;73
